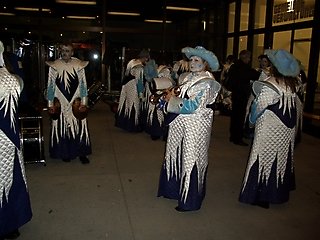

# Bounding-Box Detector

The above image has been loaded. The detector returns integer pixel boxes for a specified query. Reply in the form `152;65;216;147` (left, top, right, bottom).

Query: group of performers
0;40;304;238
115;49;180;140
114;46;303;212
115;47;221;211
0;41;93;239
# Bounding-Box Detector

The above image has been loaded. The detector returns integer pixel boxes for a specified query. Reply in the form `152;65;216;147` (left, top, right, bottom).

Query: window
227;37;234;56
252;34;265;68
293;28;312;75
239;36;248;54
240;0;250;31
273;31;291;50
228;2;236;33
318;55;320;88
254;0;267;29
272;0;315;26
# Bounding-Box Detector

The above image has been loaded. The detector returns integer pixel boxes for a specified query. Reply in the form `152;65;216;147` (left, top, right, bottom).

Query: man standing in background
46;42;91;164
228;50;260;146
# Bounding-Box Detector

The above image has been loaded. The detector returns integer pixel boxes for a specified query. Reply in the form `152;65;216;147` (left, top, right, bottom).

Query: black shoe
175;206;187;212
62;158;71;162
252;201;270;209
3;229;20;239
79;156;90;164
175;206;193;212
233;140;248;146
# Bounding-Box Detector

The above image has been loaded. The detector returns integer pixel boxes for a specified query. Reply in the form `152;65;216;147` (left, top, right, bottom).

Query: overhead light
202;20;206;31
107;11;140;16
66;15;96;19
166;6;200;12
14;7;51;12
0;12;15;16
145;19;172;23
56;0;96;5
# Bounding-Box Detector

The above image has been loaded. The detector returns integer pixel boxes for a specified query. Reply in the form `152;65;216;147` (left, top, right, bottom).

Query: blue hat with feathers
182;46;219;72
144;59;158;81
265;49;300;77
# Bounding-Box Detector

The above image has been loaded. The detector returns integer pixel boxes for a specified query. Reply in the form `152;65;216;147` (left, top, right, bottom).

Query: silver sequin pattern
164;71;220;202
242;83;297;191
0;68;27;206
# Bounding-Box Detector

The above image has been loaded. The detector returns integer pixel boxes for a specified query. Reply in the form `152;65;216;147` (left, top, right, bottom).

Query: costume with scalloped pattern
0;66;32;236
157;71;221;211
115;59;145;132
46;57;92;159
239;79;299;205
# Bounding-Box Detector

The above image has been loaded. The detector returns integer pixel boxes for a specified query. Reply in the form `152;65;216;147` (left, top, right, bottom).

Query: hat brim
182;46;219;72
265;49;300;77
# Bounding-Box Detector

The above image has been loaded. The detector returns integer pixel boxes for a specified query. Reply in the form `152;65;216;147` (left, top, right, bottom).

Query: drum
149;77;174;94
19;116;46;165
72;98;89;120
48;97;61;120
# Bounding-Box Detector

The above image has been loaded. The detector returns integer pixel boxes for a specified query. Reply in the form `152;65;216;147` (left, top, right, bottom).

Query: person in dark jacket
228;50;260;146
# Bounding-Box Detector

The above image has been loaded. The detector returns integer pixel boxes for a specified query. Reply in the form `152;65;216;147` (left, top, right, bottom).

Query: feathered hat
125;59;143;76
182;46;219;72
265;49;300;77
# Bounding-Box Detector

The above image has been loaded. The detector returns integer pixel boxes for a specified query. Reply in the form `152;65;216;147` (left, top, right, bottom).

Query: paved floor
19;101;320;240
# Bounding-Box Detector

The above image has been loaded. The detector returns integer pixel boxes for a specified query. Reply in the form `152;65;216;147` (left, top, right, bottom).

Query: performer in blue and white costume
157;46;221;211
115;49;150;132
239;49;301;208
145;63;175;140
0;41;32;239
46;43;91;164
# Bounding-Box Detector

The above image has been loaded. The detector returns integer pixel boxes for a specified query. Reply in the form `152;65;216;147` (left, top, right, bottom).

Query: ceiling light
14;7;51;12
166;6;200;12
107;11;140;16
0;12;15;16
66;15;96;19
56;0;96;5
145;19;172;23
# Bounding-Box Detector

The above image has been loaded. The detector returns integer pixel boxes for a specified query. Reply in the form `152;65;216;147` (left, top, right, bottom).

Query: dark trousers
230;94;248;142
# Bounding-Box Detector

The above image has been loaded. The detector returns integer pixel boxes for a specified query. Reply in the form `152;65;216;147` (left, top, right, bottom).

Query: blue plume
144;59;158;81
